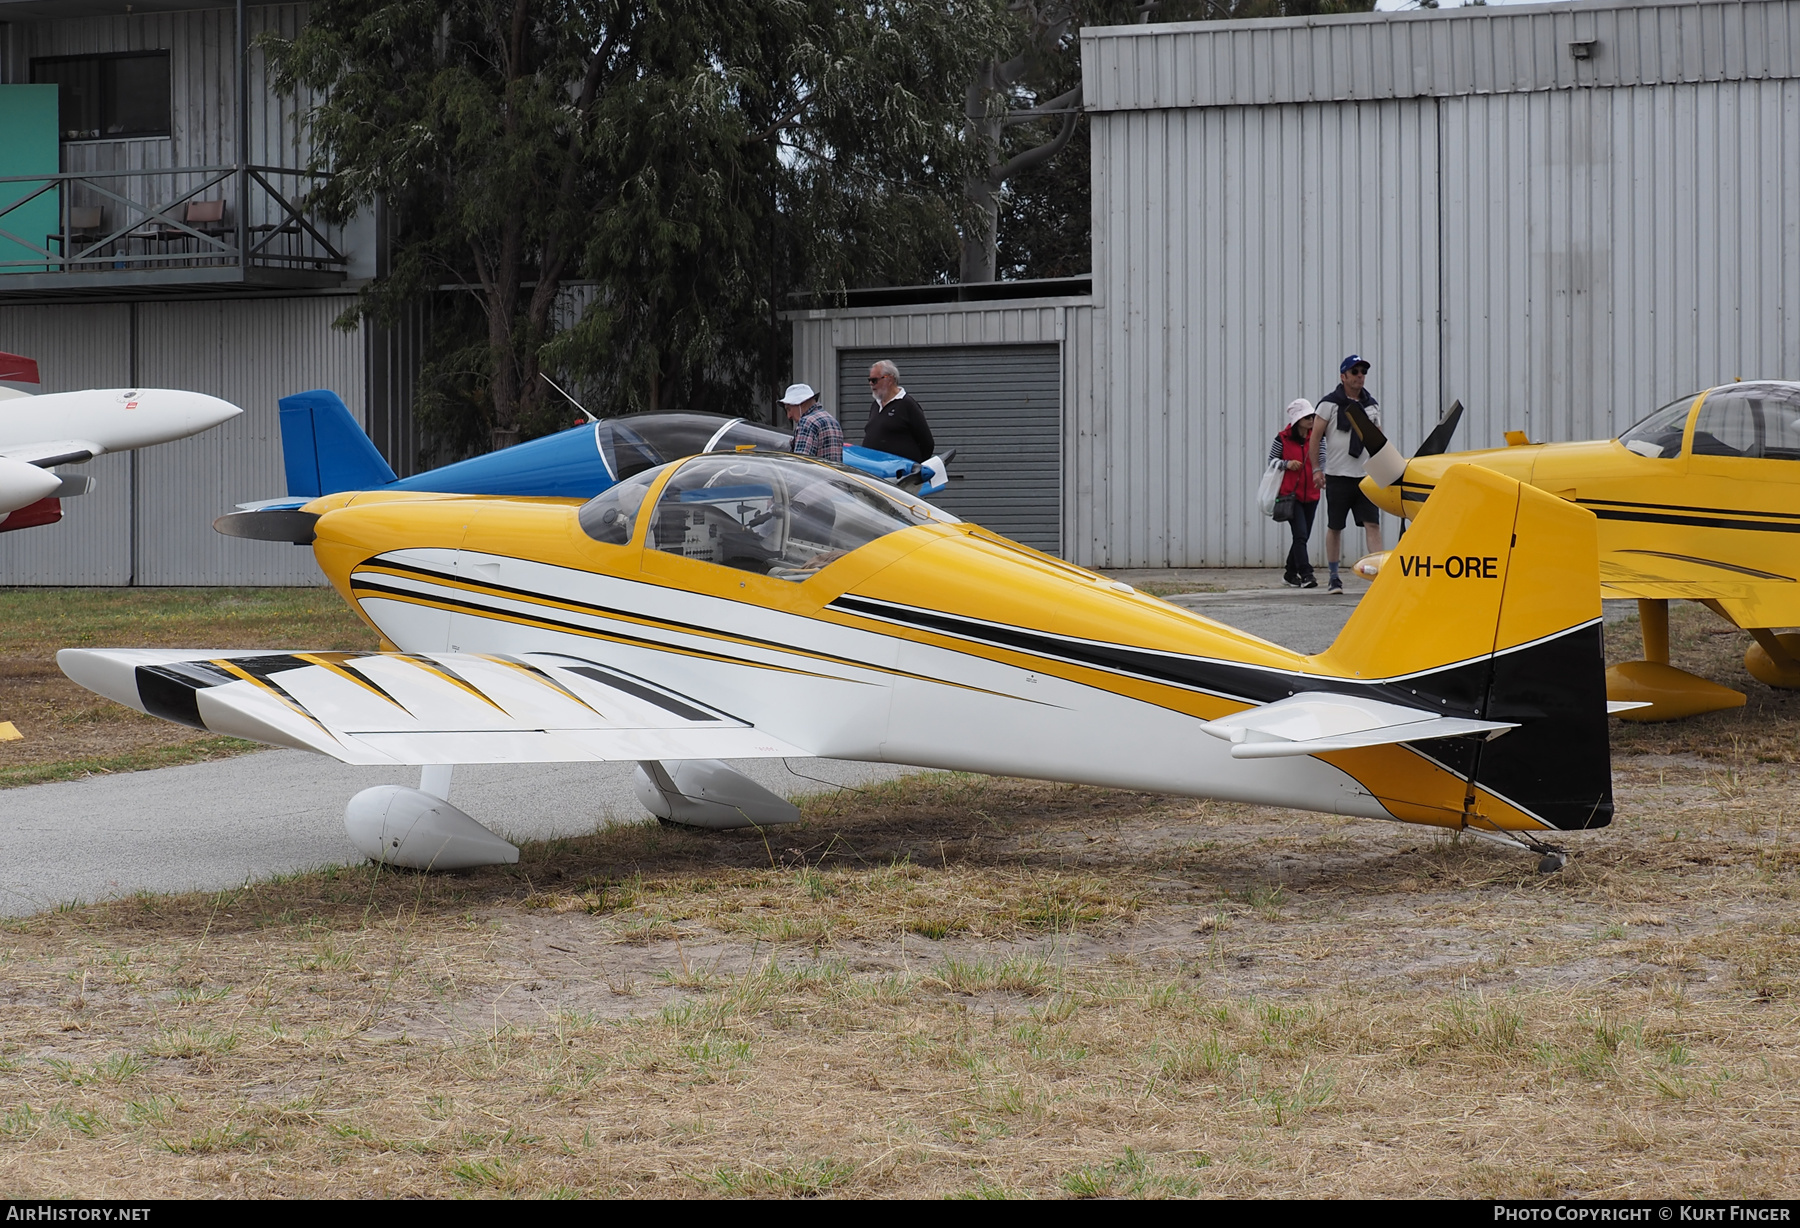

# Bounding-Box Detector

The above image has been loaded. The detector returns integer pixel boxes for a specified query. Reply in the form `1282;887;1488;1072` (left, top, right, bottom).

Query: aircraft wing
1199;692;1515;759
1598;548;1800;627
58;648;811;766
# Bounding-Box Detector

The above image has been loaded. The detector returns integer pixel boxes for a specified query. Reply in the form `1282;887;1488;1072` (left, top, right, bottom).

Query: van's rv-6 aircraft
60;449;1615;874
249;389;952;518
1351;381;1800;722
0;350;242;534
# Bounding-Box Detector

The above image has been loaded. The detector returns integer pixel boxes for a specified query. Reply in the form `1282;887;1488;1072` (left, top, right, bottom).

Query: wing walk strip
350;557;1048;705
1612;549;1794;582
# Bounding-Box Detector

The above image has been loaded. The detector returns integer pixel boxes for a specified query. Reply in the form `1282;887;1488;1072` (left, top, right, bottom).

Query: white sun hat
1284;397;1316;427
779;383;818;405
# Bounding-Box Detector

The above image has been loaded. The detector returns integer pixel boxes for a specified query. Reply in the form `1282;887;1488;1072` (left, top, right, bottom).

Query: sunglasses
867;376;887;384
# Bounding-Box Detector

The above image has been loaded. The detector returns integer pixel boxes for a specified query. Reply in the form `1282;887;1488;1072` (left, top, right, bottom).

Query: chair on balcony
47;206;106;262
144;199;229;244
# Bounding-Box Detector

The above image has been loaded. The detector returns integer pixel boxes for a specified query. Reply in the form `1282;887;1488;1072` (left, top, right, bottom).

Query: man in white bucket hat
780;383;842;463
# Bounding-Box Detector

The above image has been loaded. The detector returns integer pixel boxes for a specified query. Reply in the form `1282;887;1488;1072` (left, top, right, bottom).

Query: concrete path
0;755;920;918
1103;566;1367;654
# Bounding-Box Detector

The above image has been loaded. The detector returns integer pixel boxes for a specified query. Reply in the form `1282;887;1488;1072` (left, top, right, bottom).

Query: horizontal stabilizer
1199;691;1515;760
58;647;810;766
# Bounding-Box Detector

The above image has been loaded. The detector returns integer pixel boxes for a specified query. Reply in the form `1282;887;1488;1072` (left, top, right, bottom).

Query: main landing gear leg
1605;598;1746;721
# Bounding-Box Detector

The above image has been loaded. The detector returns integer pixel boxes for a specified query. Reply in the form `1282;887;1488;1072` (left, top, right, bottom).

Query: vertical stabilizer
279;390;397;497
1313;463;1611;831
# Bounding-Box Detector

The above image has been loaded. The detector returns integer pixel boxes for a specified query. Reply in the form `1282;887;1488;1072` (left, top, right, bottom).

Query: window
1690;384;1800;461
646;453;955;581
31;52;171;141
577;467;661;545
1617;394;1696;459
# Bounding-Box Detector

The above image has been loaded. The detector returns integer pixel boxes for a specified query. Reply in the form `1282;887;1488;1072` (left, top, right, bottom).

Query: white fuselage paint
0;388;242;457
351;550;1394;822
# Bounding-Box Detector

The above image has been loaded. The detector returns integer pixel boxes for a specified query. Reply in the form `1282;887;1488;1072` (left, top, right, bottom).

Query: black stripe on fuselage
827;593;1497;715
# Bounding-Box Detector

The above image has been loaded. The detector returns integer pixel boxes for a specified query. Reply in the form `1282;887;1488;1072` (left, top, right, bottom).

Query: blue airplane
238;391;951;519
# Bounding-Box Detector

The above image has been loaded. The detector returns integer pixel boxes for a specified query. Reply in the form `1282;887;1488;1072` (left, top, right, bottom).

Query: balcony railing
0;165;349;293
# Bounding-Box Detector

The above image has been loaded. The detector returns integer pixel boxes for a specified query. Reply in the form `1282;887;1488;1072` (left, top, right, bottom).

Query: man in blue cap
1306;354;1383;594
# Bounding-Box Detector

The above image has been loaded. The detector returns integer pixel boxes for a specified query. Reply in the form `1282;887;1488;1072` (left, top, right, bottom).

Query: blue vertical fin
278;390;397;497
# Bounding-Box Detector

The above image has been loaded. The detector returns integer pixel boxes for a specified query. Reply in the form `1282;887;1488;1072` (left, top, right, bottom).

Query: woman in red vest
1268;398;1323;588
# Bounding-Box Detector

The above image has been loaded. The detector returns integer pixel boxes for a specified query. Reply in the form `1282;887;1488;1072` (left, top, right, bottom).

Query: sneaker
1299;577;1318;589
1282;575;1301;588
1326;577;1343;594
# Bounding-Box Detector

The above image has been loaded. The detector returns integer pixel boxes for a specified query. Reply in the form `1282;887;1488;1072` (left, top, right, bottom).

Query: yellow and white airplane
1353;382;1800;722
59;452;1613;872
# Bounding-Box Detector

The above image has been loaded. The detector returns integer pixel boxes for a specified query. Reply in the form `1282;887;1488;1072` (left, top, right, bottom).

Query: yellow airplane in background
59;451;1613;874
1352;381;1800;722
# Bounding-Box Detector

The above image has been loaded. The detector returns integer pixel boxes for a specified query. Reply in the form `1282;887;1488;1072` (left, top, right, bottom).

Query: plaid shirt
791;406;844;463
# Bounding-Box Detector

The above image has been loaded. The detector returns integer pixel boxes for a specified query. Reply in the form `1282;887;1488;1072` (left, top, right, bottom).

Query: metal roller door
837;345;1061;554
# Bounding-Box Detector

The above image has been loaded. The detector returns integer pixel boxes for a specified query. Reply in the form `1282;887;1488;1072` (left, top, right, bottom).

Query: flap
1199;691;1515;760
58;648;810;766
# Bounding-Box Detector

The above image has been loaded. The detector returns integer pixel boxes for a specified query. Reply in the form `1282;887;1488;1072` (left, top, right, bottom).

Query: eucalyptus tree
270;0;1008;445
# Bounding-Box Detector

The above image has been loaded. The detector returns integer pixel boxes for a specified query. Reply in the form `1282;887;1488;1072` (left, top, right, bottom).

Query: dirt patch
0;587;377;786
0;767;1795;1198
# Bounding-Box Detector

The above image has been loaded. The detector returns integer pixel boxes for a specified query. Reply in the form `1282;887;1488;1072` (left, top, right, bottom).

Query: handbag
1272;492;1297;523
1256;457;1284;518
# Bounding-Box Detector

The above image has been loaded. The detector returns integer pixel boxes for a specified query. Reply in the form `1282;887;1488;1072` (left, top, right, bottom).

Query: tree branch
995;107;1079;181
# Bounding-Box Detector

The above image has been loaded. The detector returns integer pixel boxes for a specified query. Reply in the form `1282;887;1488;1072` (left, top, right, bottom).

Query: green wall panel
0;86;61;274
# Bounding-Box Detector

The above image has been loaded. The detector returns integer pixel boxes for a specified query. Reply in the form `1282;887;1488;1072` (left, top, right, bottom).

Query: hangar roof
1082;0;1800;111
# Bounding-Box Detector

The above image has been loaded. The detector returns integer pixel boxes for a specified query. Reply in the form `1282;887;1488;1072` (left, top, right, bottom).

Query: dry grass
0;765;1796;1199
0;587;377;787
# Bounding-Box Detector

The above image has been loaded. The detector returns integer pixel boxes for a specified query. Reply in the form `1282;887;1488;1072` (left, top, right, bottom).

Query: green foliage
269;0;1011;447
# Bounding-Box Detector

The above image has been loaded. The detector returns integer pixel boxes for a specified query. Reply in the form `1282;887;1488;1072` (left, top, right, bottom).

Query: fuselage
1366;382;1800;629
0;388;241;455
299;469;1577;835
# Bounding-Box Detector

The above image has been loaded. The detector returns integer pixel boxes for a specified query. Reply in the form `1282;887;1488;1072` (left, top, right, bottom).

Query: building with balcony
0;1;414;584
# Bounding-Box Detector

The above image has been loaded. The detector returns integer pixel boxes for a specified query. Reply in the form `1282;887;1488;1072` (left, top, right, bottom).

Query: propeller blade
1415;400;1464;458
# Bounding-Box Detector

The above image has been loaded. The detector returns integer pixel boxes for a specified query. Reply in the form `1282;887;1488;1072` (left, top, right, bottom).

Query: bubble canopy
598;413;791;480
578;452;958;581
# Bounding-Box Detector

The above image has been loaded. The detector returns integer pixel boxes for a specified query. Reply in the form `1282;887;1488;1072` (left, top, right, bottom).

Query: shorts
1325;474;1379;531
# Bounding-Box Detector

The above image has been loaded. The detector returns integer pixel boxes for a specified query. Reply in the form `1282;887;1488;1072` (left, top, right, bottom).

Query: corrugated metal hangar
2;0;1799;582
796;0;1800;568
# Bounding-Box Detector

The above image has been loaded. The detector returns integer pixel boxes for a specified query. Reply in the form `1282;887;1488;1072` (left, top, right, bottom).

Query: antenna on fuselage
541;372;598;423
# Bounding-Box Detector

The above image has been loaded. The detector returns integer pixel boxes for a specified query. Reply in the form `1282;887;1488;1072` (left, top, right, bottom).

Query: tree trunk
960;68;1002;284
960;170;1000;284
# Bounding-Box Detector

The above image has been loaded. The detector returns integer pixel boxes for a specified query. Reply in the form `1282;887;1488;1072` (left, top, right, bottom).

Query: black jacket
1317;385;1379;459
862;392;935;463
